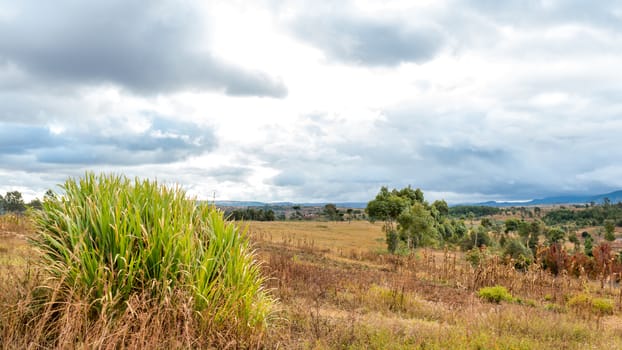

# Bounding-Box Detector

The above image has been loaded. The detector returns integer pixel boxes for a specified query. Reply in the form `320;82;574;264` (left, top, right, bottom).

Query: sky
1;0;622;204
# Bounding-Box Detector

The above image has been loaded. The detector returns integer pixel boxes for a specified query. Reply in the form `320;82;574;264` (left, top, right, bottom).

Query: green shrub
514;297;537;307
465;248;491;267
478;285;514;303
567;293;614;317
544;303;566;313
567;293;590;309
591;297;614;316
460;228;492;251
503;239;533;269
31;173;272;337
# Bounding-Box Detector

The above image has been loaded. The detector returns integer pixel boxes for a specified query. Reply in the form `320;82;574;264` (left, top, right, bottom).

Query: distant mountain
469;190;622;207
209;190;622;209
211;200;368;209
212;201;268;207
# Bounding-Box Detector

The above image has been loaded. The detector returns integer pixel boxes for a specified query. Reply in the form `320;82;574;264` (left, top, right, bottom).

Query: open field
247;220;386;253
250;221;622;348
3;218;622;348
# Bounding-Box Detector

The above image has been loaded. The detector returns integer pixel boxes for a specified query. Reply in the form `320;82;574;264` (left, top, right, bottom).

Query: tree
461;226;492;251
480;218;493;228
569;233;580;252
453;220;468;240
546;227;566;245
264;209;276;221
449;205;500;217
366;187;410;251
395;186;424;204
323;203;339;221
603;197;612;208
28;198;43;210
397;201;438;248
0;194;5;214
366;187;409;225
534;207;541;218
530;220;544;236
517;221;531;240
432;200;449;218
584;234;594;257
44;189;57;201
346;208;354;223
504;239;533;269
440;221;455;241
291;205;302;220
528;231;539;255
386;230;399;253
605;220;616;241
467;212;475;225
367;186;439;253
504;218;520;233
4;191;26;213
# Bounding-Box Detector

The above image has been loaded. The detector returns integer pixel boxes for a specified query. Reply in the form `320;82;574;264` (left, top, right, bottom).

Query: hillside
213;200;368;209
473;190;622;207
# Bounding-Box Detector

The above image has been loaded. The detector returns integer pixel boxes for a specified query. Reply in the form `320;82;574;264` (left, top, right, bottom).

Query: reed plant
28;172;271;345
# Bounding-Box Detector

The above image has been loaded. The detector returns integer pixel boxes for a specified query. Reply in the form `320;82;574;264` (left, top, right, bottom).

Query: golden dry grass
4;217;622;349
0;215;31;267
247;220;385;253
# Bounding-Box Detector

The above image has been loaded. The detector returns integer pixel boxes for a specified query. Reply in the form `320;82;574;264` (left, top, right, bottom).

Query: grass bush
465;247;492;267
567;293;614;317
591;297;614;316
478;285;514;303
28;172;272;345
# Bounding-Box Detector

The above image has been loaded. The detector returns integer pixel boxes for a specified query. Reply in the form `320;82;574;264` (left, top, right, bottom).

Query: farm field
3;216;622;348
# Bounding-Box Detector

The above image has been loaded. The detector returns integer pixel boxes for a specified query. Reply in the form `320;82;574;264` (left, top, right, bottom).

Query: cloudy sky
1;0;621;203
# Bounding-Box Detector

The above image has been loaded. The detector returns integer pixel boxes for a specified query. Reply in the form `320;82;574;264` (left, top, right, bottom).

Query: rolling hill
473;190;622;207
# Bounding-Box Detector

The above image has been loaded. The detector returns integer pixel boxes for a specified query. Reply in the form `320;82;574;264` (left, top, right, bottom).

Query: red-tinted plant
540;243;569;275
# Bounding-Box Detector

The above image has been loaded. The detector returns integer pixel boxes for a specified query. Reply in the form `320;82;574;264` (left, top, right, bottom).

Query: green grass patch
478;285;514;303
567;293;614;317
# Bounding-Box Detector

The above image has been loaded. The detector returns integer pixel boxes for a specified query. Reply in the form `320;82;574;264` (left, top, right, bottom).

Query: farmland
4;213;622;348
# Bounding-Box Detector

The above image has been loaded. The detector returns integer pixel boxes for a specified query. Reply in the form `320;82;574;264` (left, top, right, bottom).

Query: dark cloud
420;145;512;169
0;116;216;167
272;171;306;187
0;124;56;154
291;16;445;66
205;166;253;182
0;1;287;97
252;106;622;203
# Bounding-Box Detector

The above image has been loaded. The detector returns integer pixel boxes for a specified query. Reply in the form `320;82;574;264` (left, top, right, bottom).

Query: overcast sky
1;0;622;203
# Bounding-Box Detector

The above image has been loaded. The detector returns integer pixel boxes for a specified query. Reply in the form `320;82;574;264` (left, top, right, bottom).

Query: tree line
366;186;622;278
449;205;501;218
543;201;622;227
225;204;364;222
225;208;277;221
0;190;46;214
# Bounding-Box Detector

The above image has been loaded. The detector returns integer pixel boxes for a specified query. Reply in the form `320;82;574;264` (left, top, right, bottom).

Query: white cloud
0;0;621;203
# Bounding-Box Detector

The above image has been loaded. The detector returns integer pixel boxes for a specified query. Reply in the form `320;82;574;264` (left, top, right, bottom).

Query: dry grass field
249;220;622;349
3;216;622;348
248;220;386;253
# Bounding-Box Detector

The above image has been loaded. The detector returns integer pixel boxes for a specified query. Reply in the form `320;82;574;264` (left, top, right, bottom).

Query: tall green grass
30;172;272;343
